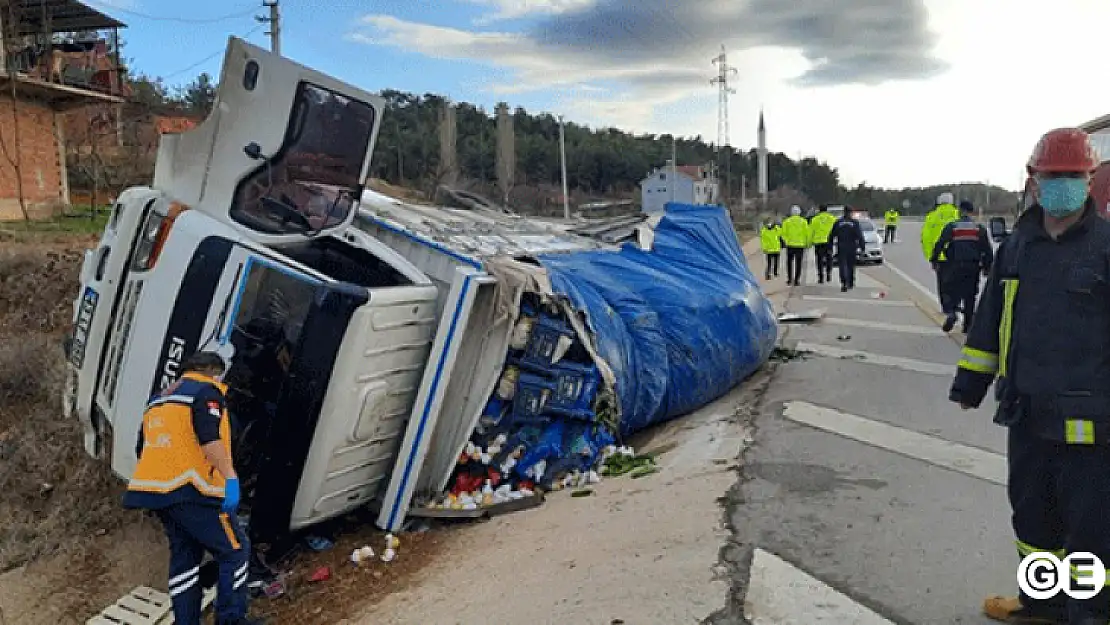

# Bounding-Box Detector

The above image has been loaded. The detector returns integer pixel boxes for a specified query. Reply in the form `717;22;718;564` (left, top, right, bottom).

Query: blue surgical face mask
1038;177;1088;217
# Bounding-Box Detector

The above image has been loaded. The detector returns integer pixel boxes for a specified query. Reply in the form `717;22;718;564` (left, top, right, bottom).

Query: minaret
757;108;768;209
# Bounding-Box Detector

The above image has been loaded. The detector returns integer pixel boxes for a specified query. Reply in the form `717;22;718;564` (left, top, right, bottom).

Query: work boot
943;313;958;332
982;596;1067;624
841;284;848;292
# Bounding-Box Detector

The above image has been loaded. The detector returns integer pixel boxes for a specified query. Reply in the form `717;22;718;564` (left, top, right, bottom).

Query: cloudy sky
97;0;1110;190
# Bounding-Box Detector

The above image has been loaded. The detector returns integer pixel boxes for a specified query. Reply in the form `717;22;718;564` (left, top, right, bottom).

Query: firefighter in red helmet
949;127;1110;624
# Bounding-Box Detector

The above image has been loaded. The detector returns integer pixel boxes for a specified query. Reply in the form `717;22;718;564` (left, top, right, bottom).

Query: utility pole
711;45;737;203
559;115;569;220
984;181;991;221
671;135;677;203
257;0;281;55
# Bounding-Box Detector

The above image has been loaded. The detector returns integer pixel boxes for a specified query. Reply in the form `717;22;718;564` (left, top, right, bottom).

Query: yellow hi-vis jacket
809;212;837;245
885;210;900;226
921;203;960;262
760;224;782;254
781;215;811;248
123;372;233;509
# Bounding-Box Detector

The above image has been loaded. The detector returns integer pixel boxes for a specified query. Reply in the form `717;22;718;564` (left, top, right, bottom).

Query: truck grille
102;280;143;406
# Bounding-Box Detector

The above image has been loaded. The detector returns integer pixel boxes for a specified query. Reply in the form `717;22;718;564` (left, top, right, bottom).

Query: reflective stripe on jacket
950;200;1110;444
885;210;900;226
124;372;232;509
809;212;837;244
781;216;811;248
760;226;782;253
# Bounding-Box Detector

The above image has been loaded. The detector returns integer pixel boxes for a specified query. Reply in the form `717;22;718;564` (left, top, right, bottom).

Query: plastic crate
546;361;600;418
520;315;576;370
512;372;556;422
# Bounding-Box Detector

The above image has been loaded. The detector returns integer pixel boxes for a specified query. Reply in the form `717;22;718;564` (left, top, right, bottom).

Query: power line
160;24;263;80
84;2;257;24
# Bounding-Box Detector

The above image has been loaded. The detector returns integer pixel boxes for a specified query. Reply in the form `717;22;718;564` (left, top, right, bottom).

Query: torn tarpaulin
538;203;778;436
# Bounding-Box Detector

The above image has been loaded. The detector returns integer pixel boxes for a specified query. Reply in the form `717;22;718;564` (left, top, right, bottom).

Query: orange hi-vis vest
123;372;232;509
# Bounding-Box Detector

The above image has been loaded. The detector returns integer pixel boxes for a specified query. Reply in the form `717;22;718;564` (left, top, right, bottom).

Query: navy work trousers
940;262;981;329
1009;425;1110;621
157;503;250;625
837;248;858;288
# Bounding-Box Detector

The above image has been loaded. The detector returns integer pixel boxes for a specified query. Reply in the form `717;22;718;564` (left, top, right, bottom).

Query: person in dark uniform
123;351;263;625
830;209;865;291
931;200;994;333
950;127;1110;625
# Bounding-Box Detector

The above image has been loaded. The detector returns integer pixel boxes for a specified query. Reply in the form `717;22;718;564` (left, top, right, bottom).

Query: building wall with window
641;167;695;213
640;165;719;213
0;93;68;220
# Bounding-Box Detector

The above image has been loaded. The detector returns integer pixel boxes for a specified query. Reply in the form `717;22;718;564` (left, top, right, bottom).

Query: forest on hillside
125;74;1019;216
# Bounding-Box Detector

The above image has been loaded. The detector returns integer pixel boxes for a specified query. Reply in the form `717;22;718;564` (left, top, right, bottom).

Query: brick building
0;0;126;220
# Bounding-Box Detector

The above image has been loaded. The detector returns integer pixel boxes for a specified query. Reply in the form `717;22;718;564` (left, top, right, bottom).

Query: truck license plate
70;286;98;368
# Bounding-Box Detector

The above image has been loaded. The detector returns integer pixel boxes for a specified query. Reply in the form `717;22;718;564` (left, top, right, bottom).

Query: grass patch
1;211;110;235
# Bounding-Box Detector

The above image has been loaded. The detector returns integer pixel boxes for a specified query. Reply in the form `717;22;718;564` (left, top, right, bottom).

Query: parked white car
831;214;884;265
857;218;884;264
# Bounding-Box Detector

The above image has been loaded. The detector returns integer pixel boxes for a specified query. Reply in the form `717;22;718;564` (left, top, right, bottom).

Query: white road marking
781;401;1006;486
794;341;953;376
884;261;939;310
745;548;895;624
823;317;945;336
801;295;914;307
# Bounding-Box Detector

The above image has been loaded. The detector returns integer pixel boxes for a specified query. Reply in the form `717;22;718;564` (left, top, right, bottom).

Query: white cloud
466;0;596;23
350;0;1110;188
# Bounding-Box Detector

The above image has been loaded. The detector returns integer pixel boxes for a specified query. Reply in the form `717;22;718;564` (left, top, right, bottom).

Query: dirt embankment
0;239;441;625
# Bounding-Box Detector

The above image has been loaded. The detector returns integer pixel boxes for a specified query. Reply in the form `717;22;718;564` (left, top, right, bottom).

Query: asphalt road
722;220;1018;625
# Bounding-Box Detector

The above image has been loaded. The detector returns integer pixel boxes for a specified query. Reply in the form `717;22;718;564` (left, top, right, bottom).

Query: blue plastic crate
520;315;576;370
546;361;600;417
512;372;556;422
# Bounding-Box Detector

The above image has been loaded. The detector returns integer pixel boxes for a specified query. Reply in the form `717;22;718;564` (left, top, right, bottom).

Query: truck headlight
131;202;188;271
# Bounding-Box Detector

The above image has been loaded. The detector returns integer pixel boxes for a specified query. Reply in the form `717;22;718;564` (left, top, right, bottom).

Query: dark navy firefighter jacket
950;199;1110;444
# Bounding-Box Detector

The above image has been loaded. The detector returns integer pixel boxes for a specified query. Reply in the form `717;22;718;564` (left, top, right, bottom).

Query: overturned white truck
63;37;777;549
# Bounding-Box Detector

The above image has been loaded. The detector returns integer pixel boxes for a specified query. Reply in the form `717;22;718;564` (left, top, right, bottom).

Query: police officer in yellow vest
759;218;783;280
123;351;262;625
781;205;811;286
809;205;838;284
884;205;902;244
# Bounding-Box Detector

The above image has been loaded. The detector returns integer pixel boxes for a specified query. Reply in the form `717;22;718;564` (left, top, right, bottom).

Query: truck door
207;245;443;540
285;278;442;532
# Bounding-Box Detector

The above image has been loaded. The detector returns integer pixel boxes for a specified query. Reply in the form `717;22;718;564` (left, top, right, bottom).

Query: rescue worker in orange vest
950;128;1110;624
123;351;262;625
931;200;993;334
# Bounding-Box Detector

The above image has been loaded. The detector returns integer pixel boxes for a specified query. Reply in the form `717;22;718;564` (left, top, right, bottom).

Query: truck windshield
231;81;376;234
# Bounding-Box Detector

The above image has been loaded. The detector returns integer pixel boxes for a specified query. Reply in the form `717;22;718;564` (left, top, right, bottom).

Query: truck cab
63;37;460;543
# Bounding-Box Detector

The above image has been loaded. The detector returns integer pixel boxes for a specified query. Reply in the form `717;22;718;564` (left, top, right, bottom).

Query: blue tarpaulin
538;203;778;437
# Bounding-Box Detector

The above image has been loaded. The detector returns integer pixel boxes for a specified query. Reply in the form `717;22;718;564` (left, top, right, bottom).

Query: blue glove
222;477;240;514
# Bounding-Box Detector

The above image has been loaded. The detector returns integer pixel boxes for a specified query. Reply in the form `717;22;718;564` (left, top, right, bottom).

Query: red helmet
1027;128;1099;174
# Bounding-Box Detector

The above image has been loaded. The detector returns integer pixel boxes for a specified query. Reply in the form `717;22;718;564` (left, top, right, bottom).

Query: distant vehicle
832;214;884;265
989;216;1010;242
856;217;884;264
